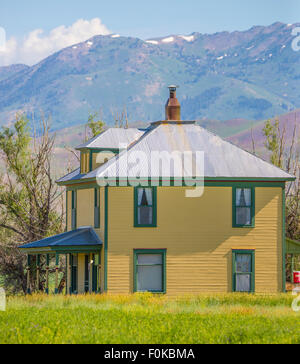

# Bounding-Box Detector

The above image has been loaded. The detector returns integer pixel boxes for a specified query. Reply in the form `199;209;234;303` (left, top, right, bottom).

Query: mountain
0;64;29;82
0;22;300;130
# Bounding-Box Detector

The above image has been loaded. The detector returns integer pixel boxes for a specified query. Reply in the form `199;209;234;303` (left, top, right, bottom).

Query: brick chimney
165;85;181;121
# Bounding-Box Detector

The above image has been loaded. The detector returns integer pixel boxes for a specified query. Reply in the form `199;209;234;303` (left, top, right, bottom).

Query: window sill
233;225;255;228
134;225;157;228
134;291;166;294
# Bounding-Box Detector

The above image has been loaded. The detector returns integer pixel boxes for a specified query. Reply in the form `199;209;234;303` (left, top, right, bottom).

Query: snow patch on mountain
162;36;174;43
179;35;195;42
146;40;159;45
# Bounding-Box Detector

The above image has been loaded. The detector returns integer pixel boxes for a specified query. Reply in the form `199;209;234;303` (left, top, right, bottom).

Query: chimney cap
168;85;179;91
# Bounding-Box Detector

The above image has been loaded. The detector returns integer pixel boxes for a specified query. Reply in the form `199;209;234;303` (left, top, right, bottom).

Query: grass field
0;293;299;344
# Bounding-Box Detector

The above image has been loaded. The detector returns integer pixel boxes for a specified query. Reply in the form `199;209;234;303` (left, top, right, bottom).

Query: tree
111;106;129;128
86;112;105;138
0;114;64;293
262;117;300;240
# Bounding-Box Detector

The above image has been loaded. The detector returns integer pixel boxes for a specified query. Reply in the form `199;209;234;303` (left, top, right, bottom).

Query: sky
0;0;299;66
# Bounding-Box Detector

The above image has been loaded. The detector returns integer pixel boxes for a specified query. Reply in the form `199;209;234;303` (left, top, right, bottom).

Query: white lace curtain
236;188;251;206
138;188;153;206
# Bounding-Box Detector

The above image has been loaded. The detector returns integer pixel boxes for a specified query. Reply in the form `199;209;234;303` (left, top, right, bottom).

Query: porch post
45;254;50;294
26;255;31;294
36;254;40;291
55;253;59;294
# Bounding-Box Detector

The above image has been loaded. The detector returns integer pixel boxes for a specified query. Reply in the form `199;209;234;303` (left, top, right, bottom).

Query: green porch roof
287;238;300;254
19;227;102;253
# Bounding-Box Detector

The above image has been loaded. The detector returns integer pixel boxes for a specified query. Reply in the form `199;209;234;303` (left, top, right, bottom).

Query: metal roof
57;122;294;183
19;227;102;250
76;128;145;150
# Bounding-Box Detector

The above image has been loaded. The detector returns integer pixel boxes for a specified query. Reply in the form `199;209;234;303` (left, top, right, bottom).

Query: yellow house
20;86;295;295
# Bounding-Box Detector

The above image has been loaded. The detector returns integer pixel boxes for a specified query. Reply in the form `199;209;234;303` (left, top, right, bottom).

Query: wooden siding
77;189;94;227
106;186;283;294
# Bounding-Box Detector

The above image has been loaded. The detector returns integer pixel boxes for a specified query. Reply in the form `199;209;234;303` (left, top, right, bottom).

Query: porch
19;227;102;294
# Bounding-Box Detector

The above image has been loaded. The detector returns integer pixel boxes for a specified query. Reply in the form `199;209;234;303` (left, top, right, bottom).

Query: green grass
0;293;299;344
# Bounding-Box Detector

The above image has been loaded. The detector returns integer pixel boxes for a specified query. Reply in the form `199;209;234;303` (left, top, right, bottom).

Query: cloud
0;18;111;67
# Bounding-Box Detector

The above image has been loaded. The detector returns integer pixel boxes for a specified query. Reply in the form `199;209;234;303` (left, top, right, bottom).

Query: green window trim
232;186;255;228
134;187;157;227
94;188;100;229
232;249;255;293
133;249;166;293
71;190;77;230
66;190;68;230
89;150;93;172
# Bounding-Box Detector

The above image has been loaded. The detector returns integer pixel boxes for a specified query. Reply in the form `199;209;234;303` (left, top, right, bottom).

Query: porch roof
287;238;300;254
19;227;102;253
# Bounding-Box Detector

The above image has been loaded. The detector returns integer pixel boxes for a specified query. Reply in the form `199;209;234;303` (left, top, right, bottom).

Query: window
71;190;77;230
134;187;157;227
232;250;255;292
134;250;166;293
233;187;255;227
94;188;100;228
80;152;89;174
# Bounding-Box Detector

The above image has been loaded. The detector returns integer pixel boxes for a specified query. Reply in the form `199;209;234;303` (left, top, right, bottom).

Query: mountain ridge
0;22;300;130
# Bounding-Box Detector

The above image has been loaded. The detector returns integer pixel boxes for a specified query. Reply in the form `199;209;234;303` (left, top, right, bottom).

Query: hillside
228;109;300;153
0;22;300;130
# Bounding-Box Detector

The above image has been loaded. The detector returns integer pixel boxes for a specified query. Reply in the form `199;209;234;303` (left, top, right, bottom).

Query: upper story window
80;151;90;174
94;188;100;229
134;187;157;227
233;187;255;227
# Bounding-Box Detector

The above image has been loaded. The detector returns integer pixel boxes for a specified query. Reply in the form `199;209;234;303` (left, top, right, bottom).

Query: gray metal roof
76;128;145;150
58;122;294;183
57;168;82;184
19;227;102;250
